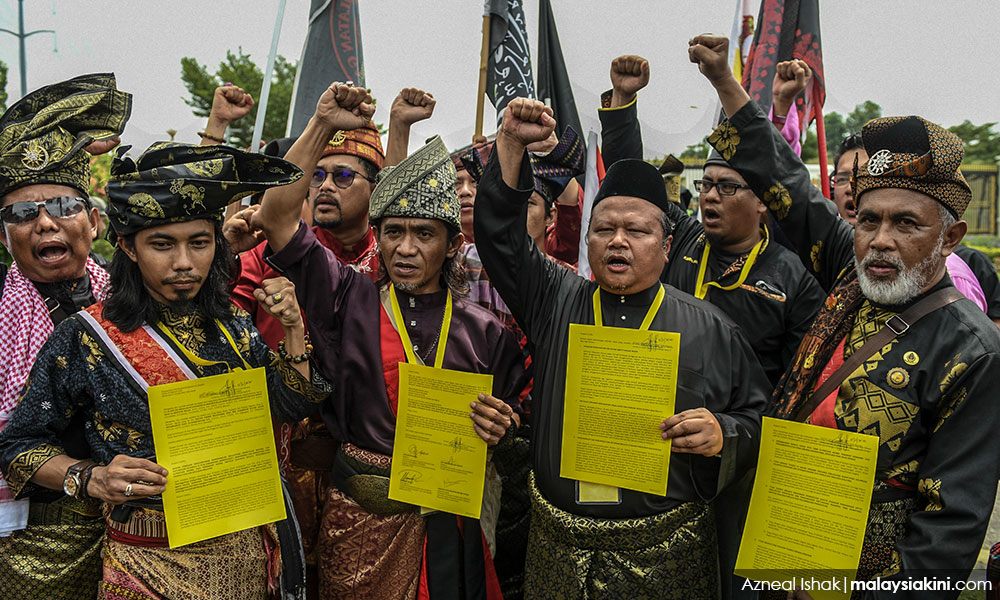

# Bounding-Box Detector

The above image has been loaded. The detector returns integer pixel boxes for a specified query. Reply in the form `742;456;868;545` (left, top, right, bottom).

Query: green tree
801;125;818;164
181;48;297;148
680;138;710;160
823;101;882;159
948;120;1000;164
0;59;8;112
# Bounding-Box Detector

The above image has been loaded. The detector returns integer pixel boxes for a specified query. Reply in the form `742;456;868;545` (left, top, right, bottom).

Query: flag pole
238;0;287;212
814;84;830;199
474;13;492;140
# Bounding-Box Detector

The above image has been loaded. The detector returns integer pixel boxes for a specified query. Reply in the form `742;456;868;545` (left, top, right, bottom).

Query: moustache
162;274;203;285
860;251;905;271
314;193;340;207
601;251;632;264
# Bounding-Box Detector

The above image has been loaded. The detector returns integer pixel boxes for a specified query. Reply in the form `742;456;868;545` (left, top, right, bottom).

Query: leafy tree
823;101;882;159
680;139;710;160
948;120;1000;164
801;125;818;163
181;48;297;148
0;59;7;112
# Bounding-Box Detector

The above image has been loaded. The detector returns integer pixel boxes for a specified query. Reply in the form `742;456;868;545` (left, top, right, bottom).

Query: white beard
855;235;944;306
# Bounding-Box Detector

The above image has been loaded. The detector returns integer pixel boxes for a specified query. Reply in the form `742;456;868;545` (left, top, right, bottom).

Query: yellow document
148;368;286;548
735;417;879;600
388;363;493;519
560;324;680;496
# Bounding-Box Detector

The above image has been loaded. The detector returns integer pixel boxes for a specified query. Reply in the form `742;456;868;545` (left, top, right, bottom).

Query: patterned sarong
525;472;720;600
0;496;104;600
99;507;275;600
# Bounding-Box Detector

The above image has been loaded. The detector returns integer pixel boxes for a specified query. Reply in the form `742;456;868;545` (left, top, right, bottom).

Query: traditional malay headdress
592;158;671;215
0;74;130;525
852;115;972;218
105;142;302;237
0;73;131;198
369;135;460;230
658;154;685;207
320;121;385;169
457;128;584;210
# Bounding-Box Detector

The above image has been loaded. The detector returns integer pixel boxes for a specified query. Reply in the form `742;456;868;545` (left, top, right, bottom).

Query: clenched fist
498;98;556;149
688;34;732;86
772;59;812;116
315;82;375;133
390;87;436;127
610;55;650;107
211;85;255;125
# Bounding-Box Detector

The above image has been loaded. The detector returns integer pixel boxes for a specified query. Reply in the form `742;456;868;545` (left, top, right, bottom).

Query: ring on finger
135;480;155;486
271;292;283;304
124;483;134;497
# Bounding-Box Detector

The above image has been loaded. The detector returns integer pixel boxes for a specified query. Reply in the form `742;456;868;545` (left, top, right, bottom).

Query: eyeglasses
692;180;752;197
310;168;373;189
0;196;89;225
832;173;851;186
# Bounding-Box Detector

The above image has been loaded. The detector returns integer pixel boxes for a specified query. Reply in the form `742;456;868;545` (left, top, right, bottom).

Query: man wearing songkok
689;34;1000;598
252;82;525;599
0;141;328;600
0;73;129;598
474;97;769;599
218;87;386;599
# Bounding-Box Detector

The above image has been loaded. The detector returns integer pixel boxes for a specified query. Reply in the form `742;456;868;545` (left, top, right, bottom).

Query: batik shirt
0;303;327;498
473;151;769;520
711;99;1000;593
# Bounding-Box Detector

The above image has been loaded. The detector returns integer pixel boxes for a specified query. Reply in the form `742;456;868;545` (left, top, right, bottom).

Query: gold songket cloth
524;473;720;600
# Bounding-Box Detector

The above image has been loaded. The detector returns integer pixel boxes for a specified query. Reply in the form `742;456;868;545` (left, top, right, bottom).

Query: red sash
83;304;189;386
378;303;407;417
808;335;847;429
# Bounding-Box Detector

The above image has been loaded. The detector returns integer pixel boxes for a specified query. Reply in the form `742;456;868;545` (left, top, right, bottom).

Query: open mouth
36;241;70;263
844;199;856;218
605;255;631;273
394;262;419;276
702;207;722;226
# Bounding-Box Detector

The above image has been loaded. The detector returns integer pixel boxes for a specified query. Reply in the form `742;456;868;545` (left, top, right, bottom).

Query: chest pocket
675;368;709;413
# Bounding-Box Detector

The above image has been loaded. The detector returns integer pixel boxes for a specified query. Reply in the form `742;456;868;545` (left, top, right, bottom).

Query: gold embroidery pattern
934;386;967;433
158;308;208;355
938;362;968;394
763;183;793;220
918;478;943;512
127;192;166;219
847;302;900;372
270;354;326;405
56;355;68;369
708;121;740;160
80;332;104;371
810;241;823;272
884;459;919;484
94;414;145;451
874;550;902;578
838;377;918;452
5;443;63;494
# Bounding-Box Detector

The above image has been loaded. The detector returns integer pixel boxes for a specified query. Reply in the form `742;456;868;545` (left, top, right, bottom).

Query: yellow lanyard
155;318;251;371
693;228;768;300
388;285;453;368
592;285;665;331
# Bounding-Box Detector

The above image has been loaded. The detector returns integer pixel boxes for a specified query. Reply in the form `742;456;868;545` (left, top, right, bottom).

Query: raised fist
222;204;265;254
254;277;303;330
85;136;121;156
499;98;556;149
688;34;731;85
315;82;375;133
610;55;650;104
211;85;255;125
390;87;436;127
772;59;812;106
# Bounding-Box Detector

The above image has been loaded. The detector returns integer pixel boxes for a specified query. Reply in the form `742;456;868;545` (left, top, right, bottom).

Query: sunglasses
0;196;90;225
692;179;752;197
310;168;373;189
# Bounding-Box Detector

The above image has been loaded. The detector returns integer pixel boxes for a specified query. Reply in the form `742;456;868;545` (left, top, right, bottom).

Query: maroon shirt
265;222;526;455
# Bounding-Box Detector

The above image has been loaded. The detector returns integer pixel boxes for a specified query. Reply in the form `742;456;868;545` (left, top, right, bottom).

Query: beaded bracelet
278;333;313;364
198;130;226;143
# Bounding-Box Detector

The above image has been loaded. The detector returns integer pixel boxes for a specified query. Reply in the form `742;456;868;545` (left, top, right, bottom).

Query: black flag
287;0;366;137
536;0;582;140
486;0;535;125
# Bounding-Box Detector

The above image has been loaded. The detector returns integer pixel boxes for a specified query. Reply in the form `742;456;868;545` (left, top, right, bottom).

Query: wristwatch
63;460;94;499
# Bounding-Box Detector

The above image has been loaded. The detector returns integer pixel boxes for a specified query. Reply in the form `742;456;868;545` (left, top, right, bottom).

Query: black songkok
592;158;671;214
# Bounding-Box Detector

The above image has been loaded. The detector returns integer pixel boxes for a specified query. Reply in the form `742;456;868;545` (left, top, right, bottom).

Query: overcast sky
2;0;998;156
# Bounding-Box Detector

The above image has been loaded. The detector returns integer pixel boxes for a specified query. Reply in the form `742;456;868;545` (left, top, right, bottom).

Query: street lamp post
0;0;56;97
